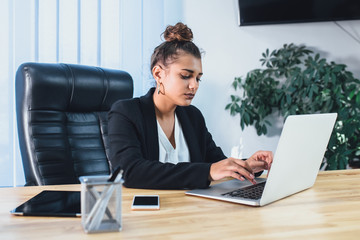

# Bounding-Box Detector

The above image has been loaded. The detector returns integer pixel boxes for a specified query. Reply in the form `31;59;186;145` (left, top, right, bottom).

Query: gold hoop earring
158;82;165;95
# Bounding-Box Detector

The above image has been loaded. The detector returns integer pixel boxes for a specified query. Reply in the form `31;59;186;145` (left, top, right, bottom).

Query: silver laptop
186;113;337;206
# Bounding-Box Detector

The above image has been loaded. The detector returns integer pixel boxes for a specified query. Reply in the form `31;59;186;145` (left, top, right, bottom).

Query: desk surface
1;169;360;240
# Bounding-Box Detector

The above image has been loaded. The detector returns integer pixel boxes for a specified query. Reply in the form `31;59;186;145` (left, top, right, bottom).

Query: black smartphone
131;195;160;210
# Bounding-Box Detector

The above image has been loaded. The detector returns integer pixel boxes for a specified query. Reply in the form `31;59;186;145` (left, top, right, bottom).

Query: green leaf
333;65;344;73
243;112;250;125
331;73;336;84
286;94;291;105
315;53;320;61
356;93;360;105
230;95;237;102
232;81;238;90
324;73;330;84
309;87;314;100
240;119;245;130
312;85;319;94
262;125;267;135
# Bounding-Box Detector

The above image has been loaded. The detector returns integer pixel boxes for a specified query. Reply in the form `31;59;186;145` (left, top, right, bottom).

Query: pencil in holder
79;175;122;233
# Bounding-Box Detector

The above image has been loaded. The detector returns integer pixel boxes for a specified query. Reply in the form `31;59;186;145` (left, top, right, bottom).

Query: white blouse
157;114;190;164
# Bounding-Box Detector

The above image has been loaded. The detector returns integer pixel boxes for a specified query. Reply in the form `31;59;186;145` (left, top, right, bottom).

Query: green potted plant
226;43;360;170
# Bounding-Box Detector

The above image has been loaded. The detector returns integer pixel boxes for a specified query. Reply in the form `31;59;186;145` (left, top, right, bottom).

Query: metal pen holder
79;175;122;233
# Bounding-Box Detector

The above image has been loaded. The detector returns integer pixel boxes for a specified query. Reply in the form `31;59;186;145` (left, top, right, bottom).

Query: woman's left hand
245;150;273;174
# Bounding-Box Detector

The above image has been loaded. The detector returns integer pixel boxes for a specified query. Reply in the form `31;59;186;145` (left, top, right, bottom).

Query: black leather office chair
16;63;133;186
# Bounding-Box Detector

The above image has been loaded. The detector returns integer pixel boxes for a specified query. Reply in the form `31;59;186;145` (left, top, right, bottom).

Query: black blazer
108;88;226;189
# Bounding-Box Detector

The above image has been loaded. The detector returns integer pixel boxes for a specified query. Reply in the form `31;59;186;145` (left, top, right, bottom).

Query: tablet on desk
10;190;81;217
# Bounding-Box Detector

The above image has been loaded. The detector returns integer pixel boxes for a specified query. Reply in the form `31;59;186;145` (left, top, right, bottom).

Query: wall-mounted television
238;0;360;26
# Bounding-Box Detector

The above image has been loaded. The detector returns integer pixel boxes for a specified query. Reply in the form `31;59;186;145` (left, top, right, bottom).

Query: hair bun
163;22;193;42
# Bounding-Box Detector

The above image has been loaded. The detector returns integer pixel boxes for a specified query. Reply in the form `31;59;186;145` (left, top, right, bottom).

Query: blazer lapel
139;88;159;161
176;107;202;163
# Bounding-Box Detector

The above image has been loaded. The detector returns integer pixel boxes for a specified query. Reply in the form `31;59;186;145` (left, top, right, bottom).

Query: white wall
182;0;360;158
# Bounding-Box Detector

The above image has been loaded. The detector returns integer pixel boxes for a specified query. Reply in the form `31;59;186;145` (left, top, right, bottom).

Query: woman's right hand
209;157;256;184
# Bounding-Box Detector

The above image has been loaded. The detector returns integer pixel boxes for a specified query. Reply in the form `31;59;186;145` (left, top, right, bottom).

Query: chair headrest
16;62;133;112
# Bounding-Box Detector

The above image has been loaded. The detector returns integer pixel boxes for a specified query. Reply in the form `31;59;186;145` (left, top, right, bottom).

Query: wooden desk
0;169;359;239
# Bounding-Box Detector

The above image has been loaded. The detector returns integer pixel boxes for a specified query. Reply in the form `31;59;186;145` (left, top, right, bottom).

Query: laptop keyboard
221;181;266;200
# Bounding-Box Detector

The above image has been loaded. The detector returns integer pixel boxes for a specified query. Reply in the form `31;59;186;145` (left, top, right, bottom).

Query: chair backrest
15;62;133;186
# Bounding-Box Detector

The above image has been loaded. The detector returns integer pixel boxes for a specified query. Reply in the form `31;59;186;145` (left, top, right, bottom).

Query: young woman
108;23;272;189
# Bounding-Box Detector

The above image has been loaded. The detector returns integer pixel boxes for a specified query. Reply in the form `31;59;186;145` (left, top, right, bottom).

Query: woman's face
155;52;203;107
